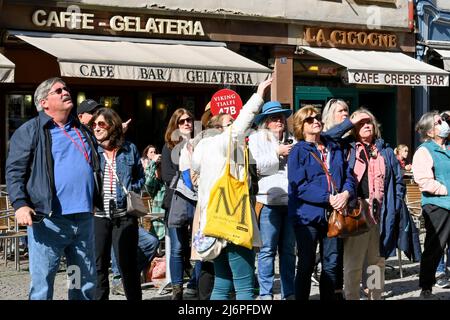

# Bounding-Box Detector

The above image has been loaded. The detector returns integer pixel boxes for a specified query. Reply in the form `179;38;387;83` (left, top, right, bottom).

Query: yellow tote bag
203;130;253;249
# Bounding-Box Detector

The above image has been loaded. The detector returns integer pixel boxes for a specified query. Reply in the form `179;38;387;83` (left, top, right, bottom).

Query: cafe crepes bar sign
61;62;264;85
348;71;448;86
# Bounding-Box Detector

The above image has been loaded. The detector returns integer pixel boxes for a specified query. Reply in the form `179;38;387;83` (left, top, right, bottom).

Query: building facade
0;0;447;181
416;0;450;130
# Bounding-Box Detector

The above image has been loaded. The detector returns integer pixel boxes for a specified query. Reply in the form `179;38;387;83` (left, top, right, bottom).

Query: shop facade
1;0;447;182
0;1;283;181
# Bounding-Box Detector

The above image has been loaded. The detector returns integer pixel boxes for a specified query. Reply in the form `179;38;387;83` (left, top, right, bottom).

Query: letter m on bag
215;187;248;226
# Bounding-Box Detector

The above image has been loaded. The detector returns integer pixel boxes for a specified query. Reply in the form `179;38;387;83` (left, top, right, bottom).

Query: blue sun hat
254;101;293;125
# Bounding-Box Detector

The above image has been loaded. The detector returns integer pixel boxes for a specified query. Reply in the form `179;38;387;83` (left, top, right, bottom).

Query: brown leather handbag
326;199;371;238
309;151;371;238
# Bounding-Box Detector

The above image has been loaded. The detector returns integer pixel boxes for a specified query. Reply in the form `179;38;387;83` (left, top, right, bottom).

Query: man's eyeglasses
47;86;70;96
305;115;322;124
178;117;193;125
91;120;109;129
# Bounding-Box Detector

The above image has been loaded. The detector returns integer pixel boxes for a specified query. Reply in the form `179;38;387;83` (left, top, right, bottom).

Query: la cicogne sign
304;27;398;50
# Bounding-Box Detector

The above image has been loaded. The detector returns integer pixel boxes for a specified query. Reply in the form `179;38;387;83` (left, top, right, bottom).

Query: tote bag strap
103;153;129;195
225;127;249;182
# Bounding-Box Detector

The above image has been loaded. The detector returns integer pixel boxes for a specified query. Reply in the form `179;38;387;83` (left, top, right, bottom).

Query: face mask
437;120;450;138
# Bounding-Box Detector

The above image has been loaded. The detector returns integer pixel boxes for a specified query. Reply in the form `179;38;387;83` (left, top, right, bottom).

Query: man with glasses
5;77;102;300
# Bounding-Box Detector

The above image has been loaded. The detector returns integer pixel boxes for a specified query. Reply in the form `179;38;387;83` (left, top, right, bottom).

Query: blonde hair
293;105;321;141
322;99;349;131
394;144;408;156
350;108;382;141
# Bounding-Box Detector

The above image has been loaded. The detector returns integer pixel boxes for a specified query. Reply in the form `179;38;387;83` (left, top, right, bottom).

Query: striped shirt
95;154;126;218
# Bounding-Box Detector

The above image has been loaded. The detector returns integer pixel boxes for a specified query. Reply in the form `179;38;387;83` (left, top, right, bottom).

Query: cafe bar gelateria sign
31;9;205;36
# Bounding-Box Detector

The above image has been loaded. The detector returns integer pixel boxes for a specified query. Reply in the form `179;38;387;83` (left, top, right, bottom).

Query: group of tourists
4;76;450;300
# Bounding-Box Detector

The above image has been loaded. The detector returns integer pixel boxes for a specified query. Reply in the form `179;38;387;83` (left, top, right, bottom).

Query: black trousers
94;215;142;300
198;261;215;300
419;204;450;290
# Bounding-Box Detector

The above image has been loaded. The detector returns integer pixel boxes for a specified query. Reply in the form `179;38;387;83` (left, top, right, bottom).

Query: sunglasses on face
434;119;442;126
267;114;285;122
178;117;193;125
305;115;322;124
91;121;109;130
48;86;70;96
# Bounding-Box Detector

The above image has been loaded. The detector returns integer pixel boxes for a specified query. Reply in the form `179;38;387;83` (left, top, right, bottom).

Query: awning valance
300;46;449;87
433;49;450;71
0;53;15;83
16;34;271;86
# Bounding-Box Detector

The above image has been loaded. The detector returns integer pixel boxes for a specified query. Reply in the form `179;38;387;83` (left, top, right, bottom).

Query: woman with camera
248;101;296;300
412;111;450;299
288;105;356;300
89;107;144;300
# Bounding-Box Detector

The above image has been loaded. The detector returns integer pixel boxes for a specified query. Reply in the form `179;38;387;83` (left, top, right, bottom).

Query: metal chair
0;209;27;271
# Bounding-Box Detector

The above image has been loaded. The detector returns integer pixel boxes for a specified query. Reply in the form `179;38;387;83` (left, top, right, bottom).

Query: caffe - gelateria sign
32;9;205;36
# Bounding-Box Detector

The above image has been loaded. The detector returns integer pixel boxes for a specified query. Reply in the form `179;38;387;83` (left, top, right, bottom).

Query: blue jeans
436;243;450;274
211;243;256;300
111;227;160;280
294;224;343;300
168;226;201;287
27;213;96;300
257;205;295;299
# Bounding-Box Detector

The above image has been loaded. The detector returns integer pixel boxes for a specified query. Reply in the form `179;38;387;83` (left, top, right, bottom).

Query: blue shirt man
6;77;101;300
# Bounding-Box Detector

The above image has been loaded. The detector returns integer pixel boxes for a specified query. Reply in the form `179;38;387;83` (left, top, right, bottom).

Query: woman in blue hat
248;101;296;300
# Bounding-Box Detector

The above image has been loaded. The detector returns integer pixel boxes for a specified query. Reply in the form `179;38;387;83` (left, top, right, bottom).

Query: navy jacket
325;120;406;257
287;137;356;227
6;111;102;216
347;139;405;258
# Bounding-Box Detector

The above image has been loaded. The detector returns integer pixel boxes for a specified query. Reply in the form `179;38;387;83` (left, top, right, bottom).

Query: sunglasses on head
305;115;322;124
178;117;192;125
48;86;69;96
91;120;109;129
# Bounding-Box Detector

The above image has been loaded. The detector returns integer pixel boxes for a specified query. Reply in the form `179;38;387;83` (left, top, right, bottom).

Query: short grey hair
416;111;439;141
34;77;66;111
322;99;349;131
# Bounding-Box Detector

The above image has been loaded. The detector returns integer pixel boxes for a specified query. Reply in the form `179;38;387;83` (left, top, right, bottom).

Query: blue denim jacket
98;141;144;210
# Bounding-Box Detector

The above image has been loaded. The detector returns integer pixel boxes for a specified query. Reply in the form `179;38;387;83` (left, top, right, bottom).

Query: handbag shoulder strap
103;153;129;195
309;150;338;194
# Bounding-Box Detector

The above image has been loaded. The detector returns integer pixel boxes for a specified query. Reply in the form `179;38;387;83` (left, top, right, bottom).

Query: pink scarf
353;142;385;223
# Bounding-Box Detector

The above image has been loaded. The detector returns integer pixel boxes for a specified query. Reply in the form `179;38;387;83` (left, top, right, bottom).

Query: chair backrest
405;182;422;216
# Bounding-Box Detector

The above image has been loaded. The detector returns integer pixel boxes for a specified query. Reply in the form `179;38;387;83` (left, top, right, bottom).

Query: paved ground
1;251;449;300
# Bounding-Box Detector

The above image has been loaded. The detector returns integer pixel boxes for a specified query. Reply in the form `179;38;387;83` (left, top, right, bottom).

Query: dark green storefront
295;86;397;146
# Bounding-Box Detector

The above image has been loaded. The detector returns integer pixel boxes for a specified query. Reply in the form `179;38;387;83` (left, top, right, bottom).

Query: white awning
300;46;449;87
0;53;14;83
433;49;450;71
16;35;271;86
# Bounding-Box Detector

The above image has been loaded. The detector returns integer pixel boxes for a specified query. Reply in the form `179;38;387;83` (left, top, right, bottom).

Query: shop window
99;96;120;110
6;94;36;142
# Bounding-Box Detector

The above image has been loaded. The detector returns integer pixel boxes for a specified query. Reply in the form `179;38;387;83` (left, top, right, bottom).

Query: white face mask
437;120;450;138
